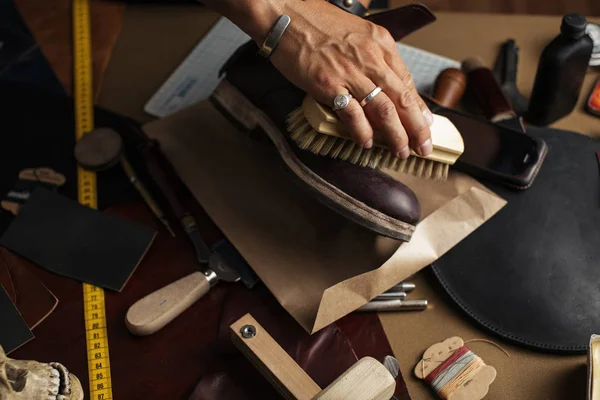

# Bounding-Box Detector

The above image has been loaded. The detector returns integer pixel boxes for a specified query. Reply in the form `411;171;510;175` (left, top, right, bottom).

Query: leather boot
211;4;437;242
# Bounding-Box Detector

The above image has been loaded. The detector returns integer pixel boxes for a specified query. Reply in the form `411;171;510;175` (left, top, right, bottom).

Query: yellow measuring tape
73;1;113;399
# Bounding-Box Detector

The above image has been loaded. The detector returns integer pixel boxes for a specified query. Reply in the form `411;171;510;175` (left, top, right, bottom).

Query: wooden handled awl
230;314;397;400
125;252;239;336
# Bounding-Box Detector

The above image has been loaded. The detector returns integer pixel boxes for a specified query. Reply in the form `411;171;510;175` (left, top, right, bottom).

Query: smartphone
422;96;548;190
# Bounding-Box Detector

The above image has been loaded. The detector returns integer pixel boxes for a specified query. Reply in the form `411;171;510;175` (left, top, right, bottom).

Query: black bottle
526;14;593;126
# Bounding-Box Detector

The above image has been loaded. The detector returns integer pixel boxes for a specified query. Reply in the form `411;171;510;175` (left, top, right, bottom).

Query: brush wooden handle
301;96;464;165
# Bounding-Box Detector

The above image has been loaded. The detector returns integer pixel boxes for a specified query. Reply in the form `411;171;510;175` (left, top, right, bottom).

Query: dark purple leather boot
211;4;437;241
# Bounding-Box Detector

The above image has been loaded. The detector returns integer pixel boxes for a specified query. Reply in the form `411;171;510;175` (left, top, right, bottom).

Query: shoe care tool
414;337;508;400
589;335;600;400
138;139;211;263
527;14;594;126
462;57;525;133
587;79;600;117
287;97;464;181
125;241;257;336
231;313;399;400
73;127;176;236
1;168;66;215
357;299;428;312
586;23;600;67
432;68;467;108
72;1;113;397
493;39;529;115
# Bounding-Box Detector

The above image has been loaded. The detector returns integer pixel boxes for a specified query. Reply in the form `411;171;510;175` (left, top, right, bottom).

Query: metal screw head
240;325;256;339
343;0;354;7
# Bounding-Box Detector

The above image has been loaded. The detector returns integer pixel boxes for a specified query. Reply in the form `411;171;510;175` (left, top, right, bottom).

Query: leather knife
126;252;239;336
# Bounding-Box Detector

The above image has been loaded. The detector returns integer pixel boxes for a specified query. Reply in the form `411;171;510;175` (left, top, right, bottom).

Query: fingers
335;96;374;148
346;76;410;158
384;54;434;156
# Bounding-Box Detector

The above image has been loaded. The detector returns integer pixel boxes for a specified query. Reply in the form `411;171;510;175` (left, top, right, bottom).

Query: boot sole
211;80;415;242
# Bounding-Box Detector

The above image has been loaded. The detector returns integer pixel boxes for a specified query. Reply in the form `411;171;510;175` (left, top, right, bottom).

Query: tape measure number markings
73;0;113;399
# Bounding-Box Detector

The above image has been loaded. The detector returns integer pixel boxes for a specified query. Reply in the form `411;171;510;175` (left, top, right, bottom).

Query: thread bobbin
414;336;500;400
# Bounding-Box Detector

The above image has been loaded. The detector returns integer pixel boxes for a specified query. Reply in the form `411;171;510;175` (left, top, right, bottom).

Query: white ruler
145;16;460;118
144;17;250;118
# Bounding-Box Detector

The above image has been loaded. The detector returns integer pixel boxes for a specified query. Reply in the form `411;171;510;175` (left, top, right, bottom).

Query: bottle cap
561;14;588;39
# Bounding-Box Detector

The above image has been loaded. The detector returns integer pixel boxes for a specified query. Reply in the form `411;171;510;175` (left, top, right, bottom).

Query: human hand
260;0;434;158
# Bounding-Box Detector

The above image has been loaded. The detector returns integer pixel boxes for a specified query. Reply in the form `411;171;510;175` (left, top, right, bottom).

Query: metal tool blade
212;239;259;288
208;252;240;283
182;215;212;264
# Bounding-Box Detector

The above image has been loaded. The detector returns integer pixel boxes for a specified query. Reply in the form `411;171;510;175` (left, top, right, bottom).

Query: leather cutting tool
126;241;257;336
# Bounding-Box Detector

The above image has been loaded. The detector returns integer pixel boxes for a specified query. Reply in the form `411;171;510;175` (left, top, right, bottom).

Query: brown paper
144;99;506;334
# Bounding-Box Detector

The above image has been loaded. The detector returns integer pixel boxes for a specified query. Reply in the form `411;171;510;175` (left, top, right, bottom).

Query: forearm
200;0;371;44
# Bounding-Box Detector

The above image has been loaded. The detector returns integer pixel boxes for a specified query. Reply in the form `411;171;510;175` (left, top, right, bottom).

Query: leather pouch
423;96;548;190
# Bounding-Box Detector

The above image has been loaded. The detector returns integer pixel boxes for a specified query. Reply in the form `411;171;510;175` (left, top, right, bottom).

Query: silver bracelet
259;15;291;59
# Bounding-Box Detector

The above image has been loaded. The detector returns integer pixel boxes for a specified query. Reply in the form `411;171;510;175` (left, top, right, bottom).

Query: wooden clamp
230;314;396;400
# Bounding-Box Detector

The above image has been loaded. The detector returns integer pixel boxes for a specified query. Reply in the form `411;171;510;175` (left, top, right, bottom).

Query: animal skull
0;346;83;400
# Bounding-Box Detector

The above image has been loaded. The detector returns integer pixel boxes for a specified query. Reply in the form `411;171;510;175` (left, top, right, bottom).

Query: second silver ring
359;87;383;107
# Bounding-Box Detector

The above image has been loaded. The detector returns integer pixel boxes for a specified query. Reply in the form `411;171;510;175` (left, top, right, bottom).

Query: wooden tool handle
315;357;396;400
231;314;322;400
125;271;210;336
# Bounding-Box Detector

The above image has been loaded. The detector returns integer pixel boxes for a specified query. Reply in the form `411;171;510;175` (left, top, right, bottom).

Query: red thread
424;346;469;385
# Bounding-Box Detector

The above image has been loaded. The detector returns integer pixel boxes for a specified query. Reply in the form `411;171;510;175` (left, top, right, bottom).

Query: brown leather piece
13;0;125;97
0;248;58;330
366;4;436;41
189;272;411;400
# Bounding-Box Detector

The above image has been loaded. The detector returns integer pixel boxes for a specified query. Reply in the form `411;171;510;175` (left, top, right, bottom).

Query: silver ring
332;93;352;111
360;87;382;107
259;15;291;59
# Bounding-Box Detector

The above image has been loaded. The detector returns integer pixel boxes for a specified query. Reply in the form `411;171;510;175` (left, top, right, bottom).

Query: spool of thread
462;57;516;122
423;346;487;399
415;337;507;400
432;68;467;108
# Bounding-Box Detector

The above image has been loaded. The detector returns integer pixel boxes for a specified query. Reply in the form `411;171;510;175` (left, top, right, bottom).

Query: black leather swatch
0;188;156;291
432;127;600;353
0;283;33;354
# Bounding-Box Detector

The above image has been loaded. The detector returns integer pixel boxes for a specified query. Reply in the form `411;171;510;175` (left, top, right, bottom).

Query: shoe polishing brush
286;98;464;181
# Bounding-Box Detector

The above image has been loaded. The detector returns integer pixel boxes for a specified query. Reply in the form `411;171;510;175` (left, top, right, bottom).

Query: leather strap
327;0;368;16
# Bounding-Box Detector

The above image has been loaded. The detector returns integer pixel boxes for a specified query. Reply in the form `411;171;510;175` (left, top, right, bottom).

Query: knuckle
314;69;333;90
375;100;398;120
344;103;364;121
397;87;419;108
410;123;431;141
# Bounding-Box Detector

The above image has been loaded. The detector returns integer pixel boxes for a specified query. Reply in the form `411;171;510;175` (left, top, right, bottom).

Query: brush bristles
286;110;450;180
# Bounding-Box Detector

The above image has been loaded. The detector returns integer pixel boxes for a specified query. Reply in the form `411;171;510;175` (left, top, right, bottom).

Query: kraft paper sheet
144;100;506;333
